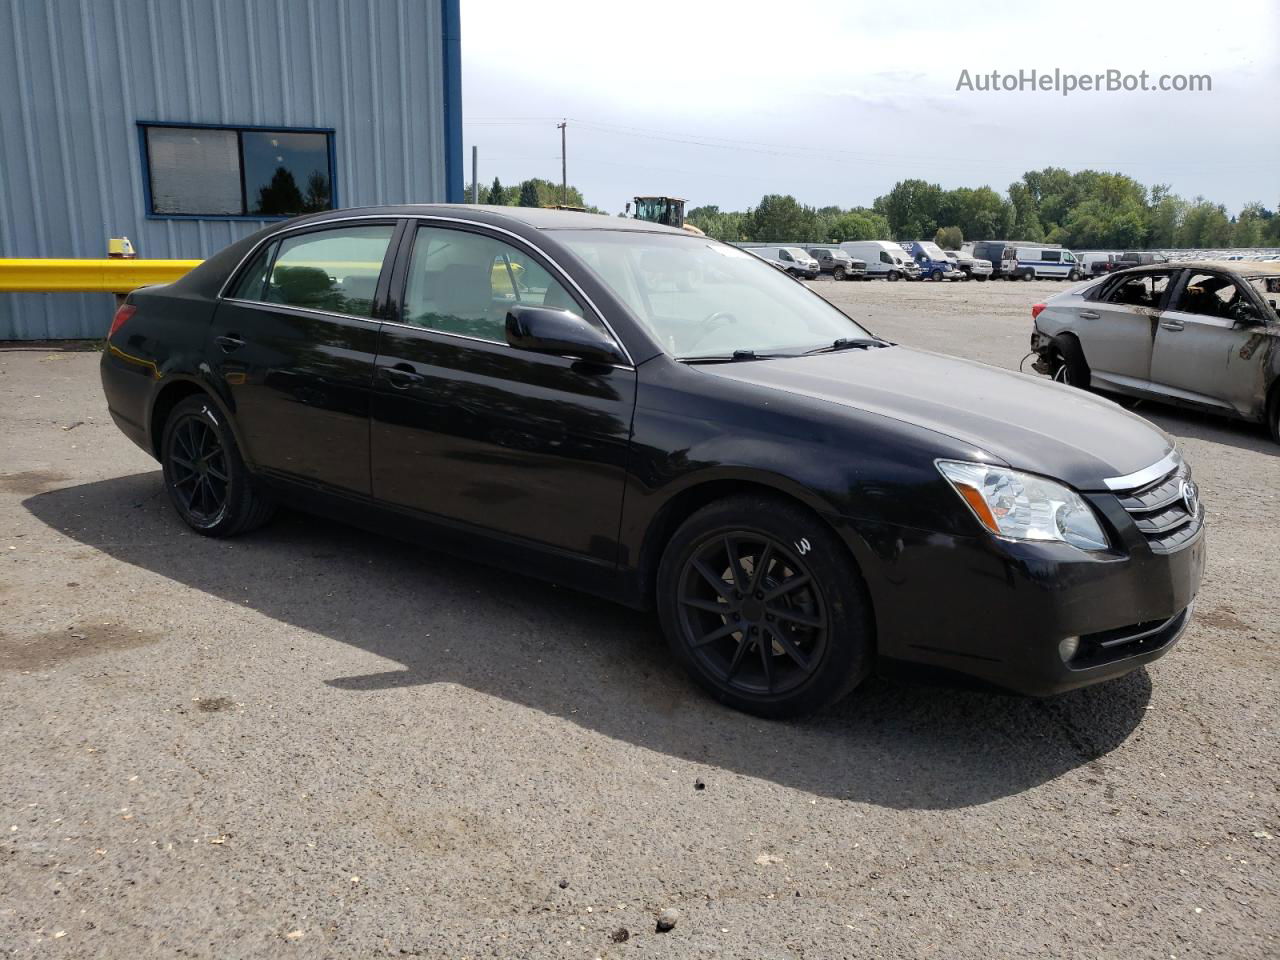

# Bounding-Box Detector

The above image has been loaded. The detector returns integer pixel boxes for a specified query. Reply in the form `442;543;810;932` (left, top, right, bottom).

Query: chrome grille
1114;462;1202;554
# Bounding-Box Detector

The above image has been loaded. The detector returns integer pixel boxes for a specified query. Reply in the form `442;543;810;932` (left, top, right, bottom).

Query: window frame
138;120;338;221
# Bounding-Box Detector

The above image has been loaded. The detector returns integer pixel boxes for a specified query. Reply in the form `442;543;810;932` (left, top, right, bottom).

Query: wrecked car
1030;261;1280;442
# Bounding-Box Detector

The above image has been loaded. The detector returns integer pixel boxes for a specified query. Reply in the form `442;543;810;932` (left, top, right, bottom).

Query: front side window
250;225;393;318
1175;273;1244;319
779;250;793;262
403;226;587;342
880;251;892;264
142;123;334;218
556;231;872;359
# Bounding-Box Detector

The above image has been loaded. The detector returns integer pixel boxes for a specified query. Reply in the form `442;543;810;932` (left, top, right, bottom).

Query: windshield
917;242;946;259
555;231;872;358
783;247;811;260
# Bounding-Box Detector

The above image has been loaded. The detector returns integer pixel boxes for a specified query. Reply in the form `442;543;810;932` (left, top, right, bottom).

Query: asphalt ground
0;277;1276;958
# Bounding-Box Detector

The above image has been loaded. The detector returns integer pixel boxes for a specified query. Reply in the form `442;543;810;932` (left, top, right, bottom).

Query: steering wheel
685;311;739;351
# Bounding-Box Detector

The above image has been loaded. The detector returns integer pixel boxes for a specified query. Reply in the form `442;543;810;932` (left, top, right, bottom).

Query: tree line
464;176;604;213
686;169;1280;250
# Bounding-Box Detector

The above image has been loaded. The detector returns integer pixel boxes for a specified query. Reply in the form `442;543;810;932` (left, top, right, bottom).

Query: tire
1023;271;1034;281
886;270;900;282
1068;270;1082;281
1050;335;1091;389
975;275;987;282
833;266;846;281
1269;387;1280;444
160;395;276;537
930;268;944;281
656;495;874;718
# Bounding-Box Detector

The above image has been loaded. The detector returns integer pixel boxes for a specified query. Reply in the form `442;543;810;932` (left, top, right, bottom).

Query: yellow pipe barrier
0;258;202;294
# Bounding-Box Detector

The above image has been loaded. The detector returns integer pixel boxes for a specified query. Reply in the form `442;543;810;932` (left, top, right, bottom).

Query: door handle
382;362;424;388
1078;311;1100;320
215;334;245;352
1159;320;1184;332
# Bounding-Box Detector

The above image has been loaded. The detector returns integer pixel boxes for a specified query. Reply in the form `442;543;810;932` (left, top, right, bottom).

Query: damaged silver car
1030;261;1280;442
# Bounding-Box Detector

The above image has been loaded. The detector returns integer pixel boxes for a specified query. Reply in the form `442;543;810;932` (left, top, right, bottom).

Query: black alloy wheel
677;533;826;699
167;414;229;526
161;395;276;537
658;496;873;717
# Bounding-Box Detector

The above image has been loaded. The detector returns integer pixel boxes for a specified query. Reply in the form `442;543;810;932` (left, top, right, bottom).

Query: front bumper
840;511;1205;696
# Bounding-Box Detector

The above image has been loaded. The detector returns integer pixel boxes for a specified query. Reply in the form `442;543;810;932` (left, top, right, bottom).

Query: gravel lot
1;279;1276;959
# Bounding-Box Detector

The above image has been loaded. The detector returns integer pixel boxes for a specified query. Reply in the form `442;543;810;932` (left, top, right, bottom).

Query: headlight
936;460;1110;551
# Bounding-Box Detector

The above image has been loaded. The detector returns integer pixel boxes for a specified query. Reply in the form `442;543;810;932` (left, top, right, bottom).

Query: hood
703;346;1171;490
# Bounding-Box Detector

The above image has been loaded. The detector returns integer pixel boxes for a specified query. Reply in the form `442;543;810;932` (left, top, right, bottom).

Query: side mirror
505;304;624;365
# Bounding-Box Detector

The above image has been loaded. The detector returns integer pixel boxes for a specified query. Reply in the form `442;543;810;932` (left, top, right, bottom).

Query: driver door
370;222;637;563
1150;270;1273;417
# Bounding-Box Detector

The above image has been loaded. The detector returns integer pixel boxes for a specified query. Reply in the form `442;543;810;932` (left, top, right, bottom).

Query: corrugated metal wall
0;0;457;340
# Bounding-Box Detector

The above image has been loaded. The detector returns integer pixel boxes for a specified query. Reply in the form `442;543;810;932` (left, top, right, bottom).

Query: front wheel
930;268;944;281
161;395;276;537
1068;270;1082;281
657;496;874;718
832;265;846;281
886;270;900;282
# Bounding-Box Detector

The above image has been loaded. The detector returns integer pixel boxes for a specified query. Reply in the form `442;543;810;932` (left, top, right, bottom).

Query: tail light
108;303;135;339
1031;303;1047;320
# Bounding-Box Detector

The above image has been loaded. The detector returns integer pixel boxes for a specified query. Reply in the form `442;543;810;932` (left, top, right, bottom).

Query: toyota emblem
1180;478;1200;517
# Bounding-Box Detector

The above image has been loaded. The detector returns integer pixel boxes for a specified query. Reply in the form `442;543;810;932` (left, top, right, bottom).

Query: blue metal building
0;0;463;340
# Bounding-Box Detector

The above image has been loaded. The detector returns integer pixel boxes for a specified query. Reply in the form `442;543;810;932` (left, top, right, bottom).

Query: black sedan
101;206;1205;717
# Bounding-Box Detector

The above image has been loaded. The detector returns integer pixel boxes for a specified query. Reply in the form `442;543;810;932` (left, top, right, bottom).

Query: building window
140;123;335;219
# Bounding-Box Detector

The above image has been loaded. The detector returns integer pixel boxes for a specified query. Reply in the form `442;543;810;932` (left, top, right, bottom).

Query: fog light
1058;636;1080;663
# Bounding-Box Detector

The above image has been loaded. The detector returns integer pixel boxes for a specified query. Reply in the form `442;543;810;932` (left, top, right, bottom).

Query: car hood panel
704;347;1171;489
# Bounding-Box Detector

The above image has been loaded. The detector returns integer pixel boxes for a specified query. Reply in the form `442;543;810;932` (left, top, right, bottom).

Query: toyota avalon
101;206;1205;717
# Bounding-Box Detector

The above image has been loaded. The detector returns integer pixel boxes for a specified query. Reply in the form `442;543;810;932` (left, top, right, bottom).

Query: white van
839;240;920;281
1012;246;1084;281
740;245;819;279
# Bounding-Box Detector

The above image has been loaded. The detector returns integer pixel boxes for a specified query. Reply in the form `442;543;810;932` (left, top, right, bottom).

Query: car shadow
23;473;1152;810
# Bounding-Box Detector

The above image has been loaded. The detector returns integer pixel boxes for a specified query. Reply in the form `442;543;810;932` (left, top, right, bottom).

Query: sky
460;0;1280;216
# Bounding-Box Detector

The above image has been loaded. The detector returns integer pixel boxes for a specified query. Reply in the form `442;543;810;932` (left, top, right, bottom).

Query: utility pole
557;120;567;206
471;145;478;203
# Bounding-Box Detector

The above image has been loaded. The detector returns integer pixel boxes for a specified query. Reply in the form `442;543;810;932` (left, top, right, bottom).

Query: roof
283;203;691;235
1122;259;1280;277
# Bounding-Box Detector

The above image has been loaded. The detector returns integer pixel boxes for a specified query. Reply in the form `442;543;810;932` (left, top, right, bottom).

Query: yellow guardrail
0;258;202;294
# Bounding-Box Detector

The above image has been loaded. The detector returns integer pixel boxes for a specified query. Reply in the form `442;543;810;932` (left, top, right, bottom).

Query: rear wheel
1050;335;1091;389
161;395;275;537
657;495;874;718
1023;270;1034;281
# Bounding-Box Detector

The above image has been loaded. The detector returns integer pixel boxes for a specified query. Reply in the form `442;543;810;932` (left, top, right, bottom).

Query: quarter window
141;123;335;218
402;226;586;341
242;225;393;318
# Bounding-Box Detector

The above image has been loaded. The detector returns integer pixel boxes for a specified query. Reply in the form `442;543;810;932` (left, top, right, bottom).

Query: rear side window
1042;250;1061;262
262;225;394;318
228;243;276;301
402;225;587;342
1104;272;1172;307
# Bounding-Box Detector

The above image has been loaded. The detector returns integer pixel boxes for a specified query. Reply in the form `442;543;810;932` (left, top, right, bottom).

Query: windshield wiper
800;337;890;356
680;349;786;364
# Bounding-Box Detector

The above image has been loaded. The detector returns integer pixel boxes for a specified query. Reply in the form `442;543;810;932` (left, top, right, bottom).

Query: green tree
518;180;540;207
1147;186;1186;248
743;194;820;241
1233;202;1266;247
875;179;943;239
935;226;963;250
489;176;506;205
828;209;890;242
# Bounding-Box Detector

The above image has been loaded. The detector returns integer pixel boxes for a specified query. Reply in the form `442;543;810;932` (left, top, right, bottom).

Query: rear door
369;221;637;563
1072;269;1177;390
1150;270;1275;418
210;219;400;495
